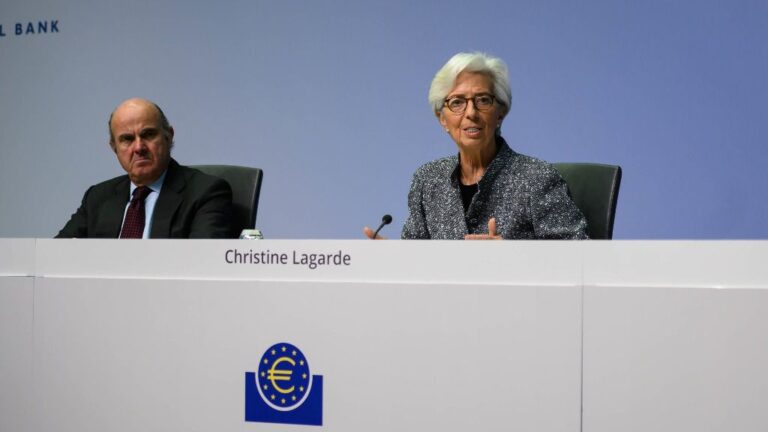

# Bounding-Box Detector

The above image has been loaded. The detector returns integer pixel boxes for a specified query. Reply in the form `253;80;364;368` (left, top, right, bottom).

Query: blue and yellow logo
245;343;323;426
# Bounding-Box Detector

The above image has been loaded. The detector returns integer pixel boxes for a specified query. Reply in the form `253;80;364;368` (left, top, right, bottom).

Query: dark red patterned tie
119;186;152;239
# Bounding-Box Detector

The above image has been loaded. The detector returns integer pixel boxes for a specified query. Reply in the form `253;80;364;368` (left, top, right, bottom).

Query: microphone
371;214;393;239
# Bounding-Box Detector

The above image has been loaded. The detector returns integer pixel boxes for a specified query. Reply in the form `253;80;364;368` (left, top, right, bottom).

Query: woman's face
439;71;504;154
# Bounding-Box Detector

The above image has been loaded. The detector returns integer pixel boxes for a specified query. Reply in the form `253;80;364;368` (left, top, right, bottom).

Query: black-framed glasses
443;94;497;114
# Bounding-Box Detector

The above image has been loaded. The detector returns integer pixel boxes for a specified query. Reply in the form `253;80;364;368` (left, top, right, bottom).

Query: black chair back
554;163;622;239
192;165;263;238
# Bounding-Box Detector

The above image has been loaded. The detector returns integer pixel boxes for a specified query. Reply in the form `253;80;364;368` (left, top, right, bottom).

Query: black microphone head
382;214;393;225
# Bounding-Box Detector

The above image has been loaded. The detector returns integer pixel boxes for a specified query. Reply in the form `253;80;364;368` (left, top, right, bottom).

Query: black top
459;182;478;213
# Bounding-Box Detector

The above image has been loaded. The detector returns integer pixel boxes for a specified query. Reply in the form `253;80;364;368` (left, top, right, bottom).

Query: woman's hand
464;217;502;240
363;226;386;240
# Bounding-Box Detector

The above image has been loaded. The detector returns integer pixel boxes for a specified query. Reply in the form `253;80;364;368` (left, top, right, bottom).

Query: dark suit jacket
56;159;233;238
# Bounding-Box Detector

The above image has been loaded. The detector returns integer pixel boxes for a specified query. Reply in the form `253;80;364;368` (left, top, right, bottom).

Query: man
56;98;233;238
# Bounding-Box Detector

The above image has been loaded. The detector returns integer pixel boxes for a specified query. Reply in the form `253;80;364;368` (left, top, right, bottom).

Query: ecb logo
245;342;323;426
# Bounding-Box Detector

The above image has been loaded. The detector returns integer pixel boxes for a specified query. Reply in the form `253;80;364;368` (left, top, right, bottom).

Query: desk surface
2;240;768;432
0;239;762;287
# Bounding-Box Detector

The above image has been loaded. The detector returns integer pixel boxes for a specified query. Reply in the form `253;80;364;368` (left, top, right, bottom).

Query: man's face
110;99;173;186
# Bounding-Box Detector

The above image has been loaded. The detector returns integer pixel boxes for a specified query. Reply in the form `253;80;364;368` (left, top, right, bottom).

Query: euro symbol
267;356;295;394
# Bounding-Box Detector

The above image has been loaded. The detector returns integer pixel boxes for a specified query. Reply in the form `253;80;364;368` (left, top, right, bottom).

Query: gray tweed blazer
402;138;588;240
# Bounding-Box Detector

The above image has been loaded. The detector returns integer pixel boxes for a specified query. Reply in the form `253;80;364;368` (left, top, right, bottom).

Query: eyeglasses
443;94;497;114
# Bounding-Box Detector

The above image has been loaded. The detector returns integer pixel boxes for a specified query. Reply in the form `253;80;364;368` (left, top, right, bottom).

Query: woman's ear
438;111;448;130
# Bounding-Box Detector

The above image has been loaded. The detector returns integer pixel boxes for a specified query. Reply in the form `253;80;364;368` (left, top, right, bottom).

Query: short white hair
428;52;512;115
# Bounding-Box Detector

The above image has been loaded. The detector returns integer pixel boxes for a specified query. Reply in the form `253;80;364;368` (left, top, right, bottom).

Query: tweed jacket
402;138;588;239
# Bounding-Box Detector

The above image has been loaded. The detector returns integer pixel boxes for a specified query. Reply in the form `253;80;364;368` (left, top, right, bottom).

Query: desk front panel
33;276;582;432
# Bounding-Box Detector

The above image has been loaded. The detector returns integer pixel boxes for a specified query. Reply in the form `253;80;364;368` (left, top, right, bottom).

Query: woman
366;52;588;240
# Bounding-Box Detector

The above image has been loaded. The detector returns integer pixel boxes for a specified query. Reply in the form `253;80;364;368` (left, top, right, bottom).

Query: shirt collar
129;169;167;196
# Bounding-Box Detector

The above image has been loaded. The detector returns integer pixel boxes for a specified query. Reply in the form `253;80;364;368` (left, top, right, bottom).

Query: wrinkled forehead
110;101;162;133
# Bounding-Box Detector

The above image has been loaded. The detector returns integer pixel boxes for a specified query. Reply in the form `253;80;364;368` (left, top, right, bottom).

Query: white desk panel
33;277;582;432
4;240;767;431
0;238;36;276
35;239;584;285
582;242;768;432
583;285;768;432
0;276;34;432
582;241;768;288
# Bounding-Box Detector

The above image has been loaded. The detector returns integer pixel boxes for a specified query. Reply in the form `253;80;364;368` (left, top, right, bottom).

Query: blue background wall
1;0;766;238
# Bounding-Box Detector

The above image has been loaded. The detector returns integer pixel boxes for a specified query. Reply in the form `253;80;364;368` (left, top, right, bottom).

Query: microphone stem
372;223;386;239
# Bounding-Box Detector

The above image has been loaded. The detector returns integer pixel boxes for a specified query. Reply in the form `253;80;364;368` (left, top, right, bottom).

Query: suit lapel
448;187;469;237
447;157;469;237
150;159;185;238
97;178;130;238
